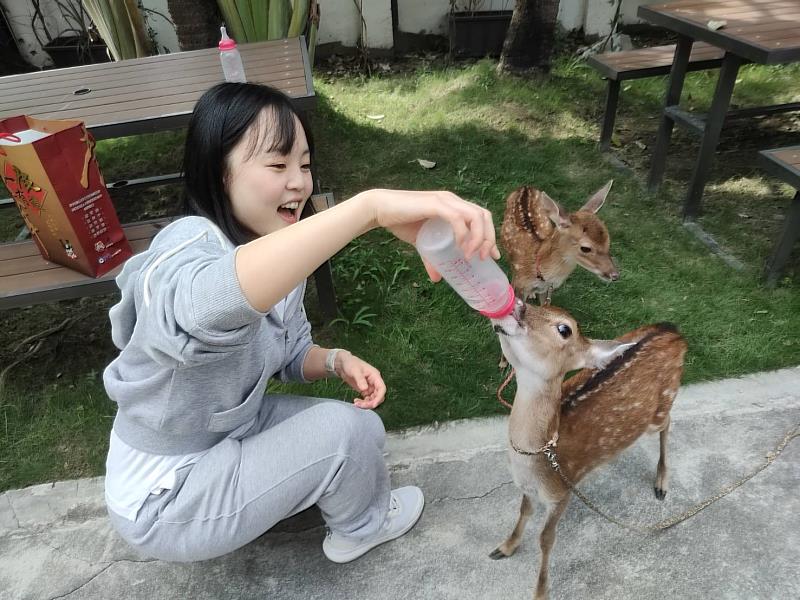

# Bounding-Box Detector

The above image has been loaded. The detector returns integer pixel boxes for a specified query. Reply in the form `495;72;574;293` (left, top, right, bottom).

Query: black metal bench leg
313;260;338;322
682;52;741;220
647;35;694;192
300;178;339;322
764;190;800;287
599;79;620;152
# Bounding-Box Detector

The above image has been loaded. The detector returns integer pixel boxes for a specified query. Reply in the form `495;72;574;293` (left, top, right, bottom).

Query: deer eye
580;246;591;253
557;323;572;339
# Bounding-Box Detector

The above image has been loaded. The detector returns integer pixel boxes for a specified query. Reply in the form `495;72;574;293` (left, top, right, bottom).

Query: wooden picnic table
639;0;800;218
0;38;338;318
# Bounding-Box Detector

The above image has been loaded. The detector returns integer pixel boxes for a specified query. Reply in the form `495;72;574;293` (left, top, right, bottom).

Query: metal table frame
639;1;800;219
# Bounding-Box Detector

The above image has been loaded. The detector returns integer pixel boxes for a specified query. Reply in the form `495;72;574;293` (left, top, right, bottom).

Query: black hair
182;82;314;245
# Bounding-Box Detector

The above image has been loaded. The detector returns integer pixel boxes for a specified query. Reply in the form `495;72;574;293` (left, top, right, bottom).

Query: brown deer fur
500;182;618;305
489;302;687;600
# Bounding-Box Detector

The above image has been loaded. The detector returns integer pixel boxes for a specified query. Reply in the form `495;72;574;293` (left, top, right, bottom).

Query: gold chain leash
513;422;800;533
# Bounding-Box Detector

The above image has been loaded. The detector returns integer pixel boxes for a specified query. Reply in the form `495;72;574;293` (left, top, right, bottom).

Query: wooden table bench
0;193;336;311
759;146;800;286
0;38;338;318
588;42;725;151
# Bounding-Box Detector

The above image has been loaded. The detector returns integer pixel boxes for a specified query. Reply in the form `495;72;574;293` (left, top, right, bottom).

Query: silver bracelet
325;348;343;376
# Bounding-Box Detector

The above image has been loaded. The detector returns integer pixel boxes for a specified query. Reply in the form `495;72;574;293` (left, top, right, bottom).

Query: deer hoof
489;547;509;560
654;486;667;501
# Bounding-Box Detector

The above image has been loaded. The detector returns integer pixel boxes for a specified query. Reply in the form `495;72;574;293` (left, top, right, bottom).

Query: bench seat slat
588;42;725;80
0;220;169;301
0;221;165;262
760;146;800;190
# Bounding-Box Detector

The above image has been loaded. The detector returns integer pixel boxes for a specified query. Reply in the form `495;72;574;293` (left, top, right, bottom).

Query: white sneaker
322;486;425;563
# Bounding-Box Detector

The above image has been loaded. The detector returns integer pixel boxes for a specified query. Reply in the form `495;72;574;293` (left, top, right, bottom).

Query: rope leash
533;422;800;533
497;370;800;532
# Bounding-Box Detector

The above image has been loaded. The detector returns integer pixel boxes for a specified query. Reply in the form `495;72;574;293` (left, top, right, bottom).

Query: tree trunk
167;0;223;51
498;0;560;73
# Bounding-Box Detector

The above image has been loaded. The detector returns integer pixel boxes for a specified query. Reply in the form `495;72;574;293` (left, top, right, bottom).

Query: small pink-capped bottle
219;25;246;83
415;217;515;318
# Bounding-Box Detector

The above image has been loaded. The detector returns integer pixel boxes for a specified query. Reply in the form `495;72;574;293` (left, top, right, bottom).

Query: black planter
448;10;512;58
44;35;110;68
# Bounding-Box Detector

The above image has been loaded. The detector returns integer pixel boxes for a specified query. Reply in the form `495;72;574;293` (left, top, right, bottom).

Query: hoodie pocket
206;364;269;433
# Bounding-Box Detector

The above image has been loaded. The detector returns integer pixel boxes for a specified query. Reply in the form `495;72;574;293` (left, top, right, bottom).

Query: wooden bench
759;146;800;287
587;42;725;151
0;193;337;313
0;38;340;317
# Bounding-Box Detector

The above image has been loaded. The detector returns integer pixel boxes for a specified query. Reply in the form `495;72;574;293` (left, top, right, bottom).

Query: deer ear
586;339;635;370
581;180;613;213
540;192;571;229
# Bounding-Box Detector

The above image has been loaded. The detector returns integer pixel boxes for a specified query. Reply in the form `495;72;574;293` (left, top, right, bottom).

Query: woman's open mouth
277;201;301;224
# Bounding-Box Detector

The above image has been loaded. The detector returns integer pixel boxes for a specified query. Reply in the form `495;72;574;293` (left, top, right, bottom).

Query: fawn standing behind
490;301;687;600
500;181;619;305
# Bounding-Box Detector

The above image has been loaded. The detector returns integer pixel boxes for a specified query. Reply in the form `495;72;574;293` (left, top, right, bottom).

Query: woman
103;82;499;563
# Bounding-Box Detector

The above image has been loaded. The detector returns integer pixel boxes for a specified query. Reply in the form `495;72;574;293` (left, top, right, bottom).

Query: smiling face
225;109;313;237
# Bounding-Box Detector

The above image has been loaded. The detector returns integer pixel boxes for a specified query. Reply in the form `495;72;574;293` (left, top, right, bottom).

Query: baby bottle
415;217;515;318
219;25;246;83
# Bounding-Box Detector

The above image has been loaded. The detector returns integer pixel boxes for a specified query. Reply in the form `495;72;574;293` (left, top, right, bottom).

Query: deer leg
489;494;534;559
654;414;671;500
533;497;569;600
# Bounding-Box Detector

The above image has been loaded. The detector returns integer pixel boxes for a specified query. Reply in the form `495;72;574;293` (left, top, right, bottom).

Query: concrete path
2;367;798;600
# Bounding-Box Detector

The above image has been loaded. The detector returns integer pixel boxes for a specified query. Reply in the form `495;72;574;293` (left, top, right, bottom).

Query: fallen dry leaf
416;159;436;169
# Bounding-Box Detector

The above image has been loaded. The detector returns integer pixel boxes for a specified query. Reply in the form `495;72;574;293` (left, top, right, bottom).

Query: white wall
396;0;662;39
143;0;179;54
1;0;73;67
398;0;514;37
3;0;662;69
317;0;393;49
1;0;181;66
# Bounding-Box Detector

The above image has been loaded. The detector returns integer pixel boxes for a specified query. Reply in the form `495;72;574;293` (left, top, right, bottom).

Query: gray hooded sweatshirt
103;216;314;455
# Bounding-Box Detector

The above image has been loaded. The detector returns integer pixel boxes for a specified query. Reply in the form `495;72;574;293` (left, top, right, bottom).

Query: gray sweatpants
107;394;391;562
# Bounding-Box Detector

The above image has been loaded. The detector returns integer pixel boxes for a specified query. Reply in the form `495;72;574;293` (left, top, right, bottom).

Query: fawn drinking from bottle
490;301;687;600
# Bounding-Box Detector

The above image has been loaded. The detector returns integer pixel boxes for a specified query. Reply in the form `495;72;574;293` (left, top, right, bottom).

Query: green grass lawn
2;55;799;492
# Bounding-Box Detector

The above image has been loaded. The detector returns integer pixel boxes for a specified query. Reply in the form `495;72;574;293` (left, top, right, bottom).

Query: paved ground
1;367;798;600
